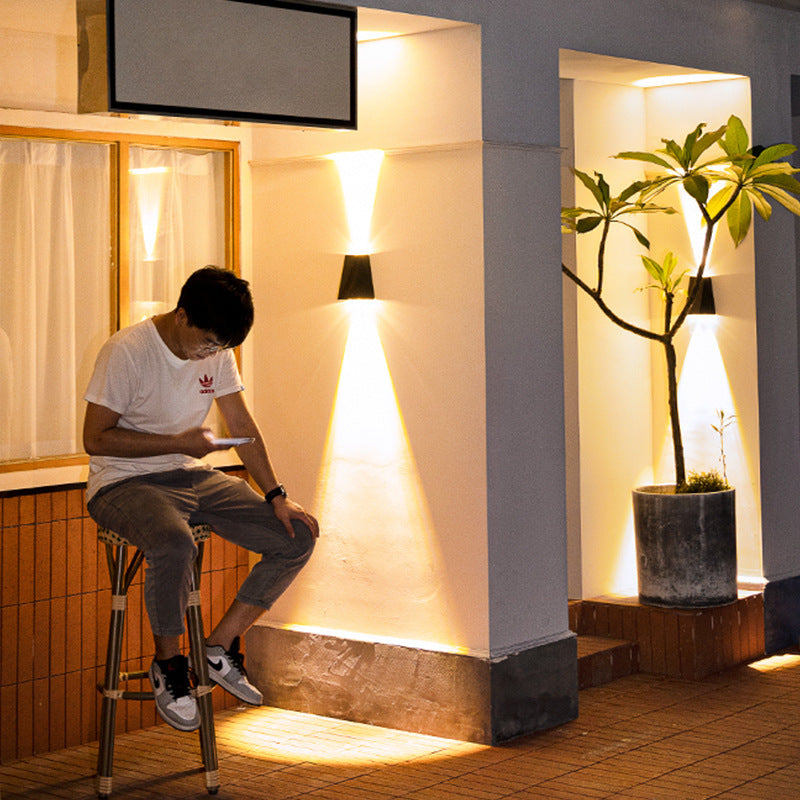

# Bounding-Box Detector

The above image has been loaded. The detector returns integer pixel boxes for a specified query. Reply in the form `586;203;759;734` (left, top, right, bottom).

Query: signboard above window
77;0;357;129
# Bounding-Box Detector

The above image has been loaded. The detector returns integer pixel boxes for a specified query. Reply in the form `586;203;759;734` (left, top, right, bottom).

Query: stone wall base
245;624;578;745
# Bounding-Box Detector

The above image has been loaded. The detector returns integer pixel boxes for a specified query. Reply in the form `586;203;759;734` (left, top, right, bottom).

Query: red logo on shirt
199;375;214;394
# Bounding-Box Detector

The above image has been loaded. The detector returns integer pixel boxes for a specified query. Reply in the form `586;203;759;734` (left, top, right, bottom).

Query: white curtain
128;147;226;323
0;139;110;461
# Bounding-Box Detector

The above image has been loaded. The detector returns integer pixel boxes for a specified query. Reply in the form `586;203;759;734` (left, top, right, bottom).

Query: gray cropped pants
87;467;315;637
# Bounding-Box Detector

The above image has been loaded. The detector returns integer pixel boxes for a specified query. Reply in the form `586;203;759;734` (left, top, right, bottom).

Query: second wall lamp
338;254;375;299
687;276;716;315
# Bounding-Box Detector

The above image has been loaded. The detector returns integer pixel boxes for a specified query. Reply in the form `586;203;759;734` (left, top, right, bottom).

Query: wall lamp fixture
688;276;716;315
328;148;384;302
338;254;375;300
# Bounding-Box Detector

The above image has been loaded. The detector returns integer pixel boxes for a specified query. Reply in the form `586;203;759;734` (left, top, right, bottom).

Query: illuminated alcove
560;50;763;600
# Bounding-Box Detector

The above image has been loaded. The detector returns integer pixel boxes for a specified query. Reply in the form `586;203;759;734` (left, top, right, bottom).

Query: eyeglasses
198;335;226;353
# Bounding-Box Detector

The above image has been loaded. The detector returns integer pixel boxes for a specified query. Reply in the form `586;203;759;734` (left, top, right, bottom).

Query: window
0;128;238;470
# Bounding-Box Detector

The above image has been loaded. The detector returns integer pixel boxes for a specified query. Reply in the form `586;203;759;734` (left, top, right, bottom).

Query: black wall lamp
687;276;716;315
338;254;375;300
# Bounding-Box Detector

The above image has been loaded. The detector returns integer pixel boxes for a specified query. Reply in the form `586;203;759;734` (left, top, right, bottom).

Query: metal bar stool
95;524;219;799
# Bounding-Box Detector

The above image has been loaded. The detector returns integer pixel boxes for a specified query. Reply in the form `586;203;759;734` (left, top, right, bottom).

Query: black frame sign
106;0;357;128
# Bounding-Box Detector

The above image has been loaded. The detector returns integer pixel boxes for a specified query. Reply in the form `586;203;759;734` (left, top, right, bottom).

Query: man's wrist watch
265;483;287;504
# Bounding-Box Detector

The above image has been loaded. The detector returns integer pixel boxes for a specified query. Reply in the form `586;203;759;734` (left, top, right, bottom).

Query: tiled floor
3;649;800;800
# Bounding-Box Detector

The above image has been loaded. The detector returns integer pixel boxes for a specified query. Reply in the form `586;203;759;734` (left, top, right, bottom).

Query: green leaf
683;124;703;162
663;139;685;165
748;189;773;221
755;184;800;216
662;251;679;279
576;216;603;233
574;169;605;208
618;180;649;202
640;255;664;283
692;126;727;161
706;183;736;221
749;162;797;179
726;191;752;246
631;226;651;249
615;151;673;170
724;115;749;157
752;143;797;168
596;172;611;204
754;170;800;195
672;268;691;292
682;173;709;203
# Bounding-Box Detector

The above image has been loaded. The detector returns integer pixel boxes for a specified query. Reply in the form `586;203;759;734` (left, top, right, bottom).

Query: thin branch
562;264;664;343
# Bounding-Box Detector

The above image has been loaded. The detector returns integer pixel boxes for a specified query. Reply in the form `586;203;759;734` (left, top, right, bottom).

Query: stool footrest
97;682;155;702
120;670;149;681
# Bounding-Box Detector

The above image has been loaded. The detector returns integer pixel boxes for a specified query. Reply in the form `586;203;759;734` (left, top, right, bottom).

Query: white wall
248;25;490;653
251;146;487;651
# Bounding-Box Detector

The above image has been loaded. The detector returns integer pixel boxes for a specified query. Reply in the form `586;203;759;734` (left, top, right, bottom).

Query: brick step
577;635;639;689
570;593;765;681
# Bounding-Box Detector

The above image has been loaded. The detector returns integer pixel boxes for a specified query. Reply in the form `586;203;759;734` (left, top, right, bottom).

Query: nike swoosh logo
152;675;161;689
208;658;223;671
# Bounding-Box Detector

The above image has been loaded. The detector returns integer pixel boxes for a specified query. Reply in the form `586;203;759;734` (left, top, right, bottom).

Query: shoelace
162;656;196;699
227;637;247;675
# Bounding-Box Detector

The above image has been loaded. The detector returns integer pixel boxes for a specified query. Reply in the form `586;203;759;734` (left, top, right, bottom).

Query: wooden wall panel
0;467;251;763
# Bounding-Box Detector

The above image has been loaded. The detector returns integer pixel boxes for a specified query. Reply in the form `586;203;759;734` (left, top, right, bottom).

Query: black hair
177;266;254;348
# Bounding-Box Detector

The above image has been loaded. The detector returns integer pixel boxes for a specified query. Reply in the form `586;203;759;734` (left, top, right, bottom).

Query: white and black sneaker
148;655;201;731
205;637;263;705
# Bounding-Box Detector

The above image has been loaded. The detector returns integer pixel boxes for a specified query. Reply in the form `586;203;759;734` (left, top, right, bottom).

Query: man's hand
271;495;320;539
176;427;238;458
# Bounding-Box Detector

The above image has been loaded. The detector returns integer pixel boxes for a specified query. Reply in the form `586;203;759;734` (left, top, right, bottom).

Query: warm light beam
301;302;460;648
329;149;384;254
677;184;722;269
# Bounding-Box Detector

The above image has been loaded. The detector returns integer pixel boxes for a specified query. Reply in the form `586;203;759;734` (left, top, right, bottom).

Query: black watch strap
265;483;287;504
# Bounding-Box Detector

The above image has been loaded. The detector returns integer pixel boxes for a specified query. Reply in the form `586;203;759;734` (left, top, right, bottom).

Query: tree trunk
663;338;685;486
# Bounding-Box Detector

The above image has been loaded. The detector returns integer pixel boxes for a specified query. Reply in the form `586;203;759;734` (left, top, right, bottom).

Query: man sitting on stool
83;266;319;731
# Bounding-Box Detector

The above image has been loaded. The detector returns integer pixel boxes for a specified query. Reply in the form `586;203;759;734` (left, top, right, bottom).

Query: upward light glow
677;184;722;268
329;149;384;254
653;317;744;489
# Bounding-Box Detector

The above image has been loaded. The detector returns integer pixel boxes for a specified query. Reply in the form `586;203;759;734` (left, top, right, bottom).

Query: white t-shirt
84;318;244;501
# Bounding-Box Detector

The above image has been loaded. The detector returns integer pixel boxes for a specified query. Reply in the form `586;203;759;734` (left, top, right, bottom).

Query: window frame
0;125;240;473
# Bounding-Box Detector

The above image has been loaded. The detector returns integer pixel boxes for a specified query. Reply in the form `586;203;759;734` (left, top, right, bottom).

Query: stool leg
187;542;220;795
96;544;129;799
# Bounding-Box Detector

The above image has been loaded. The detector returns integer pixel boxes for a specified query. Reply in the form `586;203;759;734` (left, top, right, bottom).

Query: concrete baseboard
245;624;578;745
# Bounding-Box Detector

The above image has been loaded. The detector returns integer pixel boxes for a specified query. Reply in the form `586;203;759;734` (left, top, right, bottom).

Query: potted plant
561;115;800;607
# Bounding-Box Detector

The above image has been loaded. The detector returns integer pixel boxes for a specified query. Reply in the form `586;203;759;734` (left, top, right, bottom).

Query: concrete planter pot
632;485;737;608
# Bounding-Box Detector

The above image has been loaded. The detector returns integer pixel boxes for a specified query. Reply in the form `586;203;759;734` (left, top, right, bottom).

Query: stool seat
95;523;219;798
97;523;213;547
